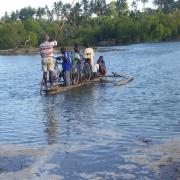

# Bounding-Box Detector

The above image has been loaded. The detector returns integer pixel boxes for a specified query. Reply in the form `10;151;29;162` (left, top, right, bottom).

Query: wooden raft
42;72;133;95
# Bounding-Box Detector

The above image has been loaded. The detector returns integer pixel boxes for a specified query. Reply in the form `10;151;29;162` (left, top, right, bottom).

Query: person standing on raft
39;33;57;88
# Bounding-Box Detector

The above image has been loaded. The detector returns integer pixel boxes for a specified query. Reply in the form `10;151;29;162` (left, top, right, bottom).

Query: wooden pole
54;0;76;40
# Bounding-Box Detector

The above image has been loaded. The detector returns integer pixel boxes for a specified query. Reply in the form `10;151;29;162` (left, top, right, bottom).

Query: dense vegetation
0;0;180;49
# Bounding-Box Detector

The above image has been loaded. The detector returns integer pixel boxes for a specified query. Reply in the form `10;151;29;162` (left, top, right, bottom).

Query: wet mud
0;137;179;179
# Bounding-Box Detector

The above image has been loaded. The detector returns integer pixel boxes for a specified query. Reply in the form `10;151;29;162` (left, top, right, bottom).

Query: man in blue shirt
61;47;71;86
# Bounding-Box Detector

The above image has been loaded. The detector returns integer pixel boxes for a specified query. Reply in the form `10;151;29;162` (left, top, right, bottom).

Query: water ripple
0;42;180;178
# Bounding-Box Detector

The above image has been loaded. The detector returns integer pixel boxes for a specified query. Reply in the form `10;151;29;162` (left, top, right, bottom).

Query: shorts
41;57;54;72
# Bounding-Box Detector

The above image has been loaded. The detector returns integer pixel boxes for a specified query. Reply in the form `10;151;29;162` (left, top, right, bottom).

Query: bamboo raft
41;72;133;95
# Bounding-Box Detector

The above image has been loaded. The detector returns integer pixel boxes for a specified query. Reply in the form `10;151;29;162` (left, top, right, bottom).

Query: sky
0;0;153;18
0;0;57;17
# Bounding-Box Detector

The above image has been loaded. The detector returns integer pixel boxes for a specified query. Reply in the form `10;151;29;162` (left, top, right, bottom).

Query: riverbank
0;48;61;56
0;39;179;56
0;46;92;55
0;46;96;56
129;137;180;180
0;137;179;179
0;39;138;55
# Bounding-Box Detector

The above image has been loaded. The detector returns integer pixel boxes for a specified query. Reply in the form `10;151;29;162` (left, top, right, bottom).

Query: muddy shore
0;48;60;56
0;46;125;56
0;137;179;179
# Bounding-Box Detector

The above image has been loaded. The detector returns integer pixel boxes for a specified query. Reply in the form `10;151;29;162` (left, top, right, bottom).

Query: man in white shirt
84;43;94;67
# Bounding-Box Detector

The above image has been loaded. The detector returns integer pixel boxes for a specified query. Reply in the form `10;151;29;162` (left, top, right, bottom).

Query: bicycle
40;55;93;93
82;58;92;81
70;59;80;85
53;58;65;85
70;58;92;84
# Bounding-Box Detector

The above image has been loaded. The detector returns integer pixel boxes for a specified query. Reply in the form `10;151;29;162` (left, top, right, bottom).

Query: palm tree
153;0;175;13
19;7;36;20
135;0;140;10
69;2;82;26
36;7;46;19
141;0;148;12
2;12;10;22
131;0;137;12
89;0;95;16
62;3;71;20
45;5;51;20
116;0;129;17
108;1;117;17
10;10;19;21
53;1;63;20
82;0;90;20
94;0;108;17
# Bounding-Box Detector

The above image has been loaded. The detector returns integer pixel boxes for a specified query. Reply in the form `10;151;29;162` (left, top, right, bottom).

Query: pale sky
0;0;57;17
0;0;153;17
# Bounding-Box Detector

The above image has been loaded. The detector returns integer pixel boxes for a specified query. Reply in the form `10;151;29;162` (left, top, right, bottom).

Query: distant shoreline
0;47;61;56
0;40;133;55
0;48;39;56
0;40;179;55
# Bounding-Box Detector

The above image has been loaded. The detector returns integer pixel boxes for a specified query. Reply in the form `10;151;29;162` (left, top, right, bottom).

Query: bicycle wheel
83;63;92;81
58;70;62;81
70;64;80;85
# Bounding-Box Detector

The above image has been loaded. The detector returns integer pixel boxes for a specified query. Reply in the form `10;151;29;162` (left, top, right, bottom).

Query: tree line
0;0;180;49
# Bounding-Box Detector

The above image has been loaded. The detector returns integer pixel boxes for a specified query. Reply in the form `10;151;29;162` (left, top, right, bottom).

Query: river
0;41;180;179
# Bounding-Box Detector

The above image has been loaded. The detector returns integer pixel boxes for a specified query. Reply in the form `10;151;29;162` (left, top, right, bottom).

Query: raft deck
41;72;133;95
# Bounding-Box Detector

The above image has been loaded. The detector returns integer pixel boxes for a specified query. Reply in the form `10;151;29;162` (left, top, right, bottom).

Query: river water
0;42;180;179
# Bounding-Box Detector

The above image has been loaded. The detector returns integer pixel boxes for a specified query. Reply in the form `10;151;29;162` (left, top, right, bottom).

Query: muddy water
0;42;180;179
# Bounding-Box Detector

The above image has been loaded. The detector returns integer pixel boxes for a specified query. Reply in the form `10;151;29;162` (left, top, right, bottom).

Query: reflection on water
42;96;60;144
0;42;180;179
42;84;98;145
